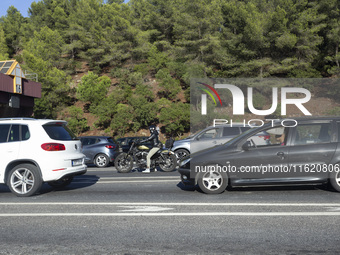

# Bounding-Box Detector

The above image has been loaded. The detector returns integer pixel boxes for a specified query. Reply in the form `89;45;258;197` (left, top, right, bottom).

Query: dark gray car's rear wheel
94;154;109;168
329;171;340;192
197;169;228;194
7;164;42;197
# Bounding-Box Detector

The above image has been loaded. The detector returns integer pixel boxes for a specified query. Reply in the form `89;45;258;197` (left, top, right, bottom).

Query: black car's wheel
48;176;74;188
329;170;340;192
94;154;110;168
159;154;177;172
115;153;133;173
175;149;190;161
7;164;42;197
197;169;228;194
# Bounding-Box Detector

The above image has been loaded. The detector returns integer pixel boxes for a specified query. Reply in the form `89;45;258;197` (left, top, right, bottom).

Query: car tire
175;149;190;161
329;170;340;192
48;176;74;188
114;153;133;173
197;168;228;194
94;154;110;168
7;164;42;197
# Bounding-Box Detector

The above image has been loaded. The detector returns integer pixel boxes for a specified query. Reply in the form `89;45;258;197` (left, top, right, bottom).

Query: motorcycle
114;139;177;173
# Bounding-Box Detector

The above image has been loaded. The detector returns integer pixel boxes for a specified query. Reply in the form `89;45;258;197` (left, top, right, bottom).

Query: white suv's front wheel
8;164;42;197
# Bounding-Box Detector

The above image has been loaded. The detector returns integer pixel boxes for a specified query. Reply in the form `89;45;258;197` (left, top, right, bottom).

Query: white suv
0;118;87;197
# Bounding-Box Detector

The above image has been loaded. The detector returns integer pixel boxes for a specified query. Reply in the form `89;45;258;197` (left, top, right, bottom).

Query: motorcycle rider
140;125;162;173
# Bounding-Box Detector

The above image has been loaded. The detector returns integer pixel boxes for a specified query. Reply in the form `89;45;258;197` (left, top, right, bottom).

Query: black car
116;137;152;152
79;136;121;167
179;117;340;194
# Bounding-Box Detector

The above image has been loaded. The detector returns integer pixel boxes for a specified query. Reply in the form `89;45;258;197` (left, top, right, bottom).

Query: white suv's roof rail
0;117;36;121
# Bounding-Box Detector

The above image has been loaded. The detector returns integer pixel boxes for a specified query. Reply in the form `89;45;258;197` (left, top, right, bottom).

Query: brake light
41;143;66;151
105;145;116;149
259;135;270;140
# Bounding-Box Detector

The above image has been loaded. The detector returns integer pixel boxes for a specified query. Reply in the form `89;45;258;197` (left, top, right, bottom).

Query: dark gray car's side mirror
242;141;252;151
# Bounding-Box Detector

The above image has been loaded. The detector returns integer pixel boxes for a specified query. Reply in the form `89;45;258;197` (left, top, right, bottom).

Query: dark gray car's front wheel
94;154;110;168
329;170;340;192
197;169;228;194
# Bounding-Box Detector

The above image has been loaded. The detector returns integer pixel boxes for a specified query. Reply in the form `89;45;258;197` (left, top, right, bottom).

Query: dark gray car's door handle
277;152;285;159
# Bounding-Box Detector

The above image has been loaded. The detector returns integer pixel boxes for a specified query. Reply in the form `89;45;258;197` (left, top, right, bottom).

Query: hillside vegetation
0;0;339;138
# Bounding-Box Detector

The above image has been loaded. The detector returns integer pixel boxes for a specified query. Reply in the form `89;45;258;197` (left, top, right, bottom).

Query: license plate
72;159;83;166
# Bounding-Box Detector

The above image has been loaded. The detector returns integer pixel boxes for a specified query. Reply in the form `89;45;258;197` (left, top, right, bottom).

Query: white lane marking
118;206;173;212
1;202;340;206
325;207;340;211
75;180;179;184
78;176;180;179
0;212;340;217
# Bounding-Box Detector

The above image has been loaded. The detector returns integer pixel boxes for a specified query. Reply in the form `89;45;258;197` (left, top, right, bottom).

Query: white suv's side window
21;125;30;141
0;124;10;143
8;125;20;142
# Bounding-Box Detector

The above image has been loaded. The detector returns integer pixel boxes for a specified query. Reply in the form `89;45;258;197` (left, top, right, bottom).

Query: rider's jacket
141;129;161;148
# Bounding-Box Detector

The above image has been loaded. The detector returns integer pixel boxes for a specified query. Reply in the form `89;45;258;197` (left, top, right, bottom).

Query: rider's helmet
149;125;156;133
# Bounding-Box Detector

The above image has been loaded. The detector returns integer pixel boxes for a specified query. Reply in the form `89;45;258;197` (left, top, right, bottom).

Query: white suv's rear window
43;124;77;141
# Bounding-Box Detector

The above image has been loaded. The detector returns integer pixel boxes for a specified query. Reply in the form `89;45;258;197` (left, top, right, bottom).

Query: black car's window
0;124;10;143
222;127;240;136
292;123;331;145
43;124;77;141
8;124;20;142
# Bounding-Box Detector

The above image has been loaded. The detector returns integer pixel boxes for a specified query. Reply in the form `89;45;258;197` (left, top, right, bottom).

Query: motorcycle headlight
180;157;191;167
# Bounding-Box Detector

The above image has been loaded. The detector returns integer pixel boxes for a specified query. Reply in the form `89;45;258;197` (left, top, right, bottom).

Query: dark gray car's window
0;124;10;143
222;127;240;136
43;124;77;141
292;123;331;145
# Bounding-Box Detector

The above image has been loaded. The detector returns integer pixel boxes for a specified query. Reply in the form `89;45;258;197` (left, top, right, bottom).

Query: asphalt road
0;165;340;255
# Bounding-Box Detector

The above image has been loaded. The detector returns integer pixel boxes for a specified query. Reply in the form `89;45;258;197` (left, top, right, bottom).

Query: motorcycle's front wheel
114;153;133;173
159;154;177;172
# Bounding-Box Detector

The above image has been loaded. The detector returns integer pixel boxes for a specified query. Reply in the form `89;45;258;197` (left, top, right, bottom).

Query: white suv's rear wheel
8;164;42;197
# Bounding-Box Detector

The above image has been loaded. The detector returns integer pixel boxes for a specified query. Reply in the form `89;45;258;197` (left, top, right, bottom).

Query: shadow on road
38;174;100;195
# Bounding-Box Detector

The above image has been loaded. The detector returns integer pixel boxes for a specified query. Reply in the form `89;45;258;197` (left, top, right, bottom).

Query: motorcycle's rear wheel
115;153;133;173
159;154;177;172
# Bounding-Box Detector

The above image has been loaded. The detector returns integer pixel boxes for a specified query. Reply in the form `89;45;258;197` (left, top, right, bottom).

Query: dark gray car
179;117;340;194
79;136;121;167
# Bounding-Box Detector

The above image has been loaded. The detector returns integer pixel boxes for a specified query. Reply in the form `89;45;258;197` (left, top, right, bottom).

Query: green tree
159;103;190;137
155;69;181;100
63;106;89;135
77;72;111;109
0;24;9;60
0;6;25;56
